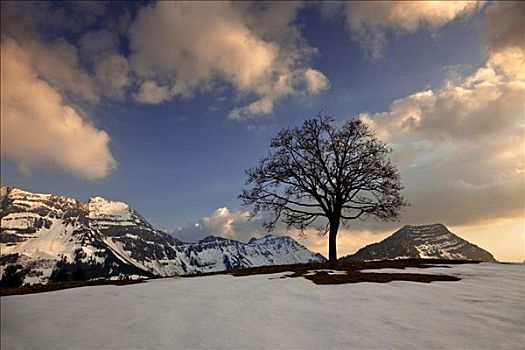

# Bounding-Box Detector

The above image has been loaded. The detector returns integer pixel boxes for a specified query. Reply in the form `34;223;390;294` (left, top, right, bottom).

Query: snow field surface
1;263;524;349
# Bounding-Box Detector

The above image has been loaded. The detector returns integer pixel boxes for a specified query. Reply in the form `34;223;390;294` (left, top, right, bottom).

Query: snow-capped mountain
184;235;326;273
342;224;496;262
0;186;325;285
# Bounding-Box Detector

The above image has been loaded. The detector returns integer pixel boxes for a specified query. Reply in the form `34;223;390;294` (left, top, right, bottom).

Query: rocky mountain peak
343;223;496;262
1;186;325;285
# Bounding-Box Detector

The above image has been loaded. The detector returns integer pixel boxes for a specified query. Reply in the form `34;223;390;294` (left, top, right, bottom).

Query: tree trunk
328;217;339;262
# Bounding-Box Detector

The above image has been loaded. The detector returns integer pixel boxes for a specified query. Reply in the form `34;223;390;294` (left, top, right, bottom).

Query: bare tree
240;115;407;261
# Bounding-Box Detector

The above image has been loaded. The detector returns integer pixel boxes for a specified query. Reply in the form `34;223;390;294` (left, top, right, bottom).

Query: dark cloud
483;1;525;54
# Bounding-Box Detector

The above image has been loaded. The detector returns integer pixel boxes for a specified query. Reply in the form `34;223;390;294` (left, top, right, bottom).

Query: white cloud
1;3;132;105
173;206;263;243
359;2;525;228
0;1;329;178
0;4;128;179
128;2;328;119
304;68;330;94
1;2;329;121
78;30;131;100
201;207;251;239
0;37;116;179
23;38;99;103
328;1;483;59
94;54;131;100
229;98;275;121
360;74;524;225
27;36;131;103
134;80;171;104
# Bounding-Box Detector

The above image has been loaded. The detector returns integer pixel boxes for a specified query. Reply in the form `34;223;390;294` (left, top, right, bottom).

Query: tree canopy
240;115;407;261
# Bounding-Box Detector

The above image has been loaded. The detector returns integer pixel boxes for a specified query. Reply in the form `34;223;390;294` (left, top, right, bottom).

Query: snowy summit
0;186;324;285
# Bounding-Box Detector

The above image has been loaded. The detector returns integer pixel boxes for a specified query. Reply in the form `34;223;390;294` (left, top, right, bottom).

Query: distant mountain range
0;186;325;285
1;186;497;286
342;223;496;262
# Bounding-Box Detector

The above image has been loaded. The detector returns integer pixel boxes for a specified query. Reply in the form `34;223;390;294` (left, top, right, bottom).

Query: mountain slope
1;186;325;285
342;224;496;262
0;187;171;284
183;235;325;273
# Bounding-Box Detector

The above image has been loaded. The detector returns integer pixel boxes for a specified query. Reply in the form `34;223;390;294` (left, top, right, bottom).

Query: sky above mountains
1;1;523;261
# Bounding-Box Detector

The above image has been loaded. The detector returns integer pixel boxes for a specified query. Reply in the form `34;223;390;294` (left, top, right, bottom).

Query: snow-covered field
1;263;524;350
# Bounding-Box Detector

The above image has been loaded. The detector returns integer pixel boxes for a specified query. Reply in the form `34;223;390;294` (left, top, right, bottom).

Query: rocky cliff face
342;224;496;262
0;186;325;285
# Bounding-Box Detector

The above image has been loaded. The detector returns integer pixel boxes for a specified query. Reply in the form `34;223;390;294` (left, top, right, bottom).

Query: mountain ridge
0;186;325;285
342;223;496;262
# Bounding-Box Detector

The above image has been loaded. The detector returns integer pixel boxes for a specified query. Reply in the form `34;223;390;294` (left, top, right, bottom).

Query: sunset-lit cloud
174;207;263;243
0;37;117;179
128;2;328;120
359;2;524;227
324;1;483;59
355;1;524;260
134;80;172;104
0;2;125;104
201;207;252;239
22;39;100;103
93;54;131;101
483;1;525;80
0;1;329;178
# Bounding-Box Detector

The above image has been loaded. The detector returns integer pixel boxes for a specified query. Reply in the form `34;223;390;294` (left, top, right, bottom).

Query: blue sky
1;1;523;261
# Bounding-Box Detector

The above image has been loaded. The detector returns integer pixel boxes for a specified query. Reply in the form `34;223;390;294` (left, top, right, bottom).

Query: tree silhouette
0;265;27;288
240;115;407;261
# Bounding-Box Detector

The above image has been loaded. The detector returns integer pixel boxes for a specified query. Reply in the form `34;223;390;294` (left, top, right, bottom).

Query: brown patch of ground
190;258;474;284
291;270;459;284
0;279;145;297
1;259;472;296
